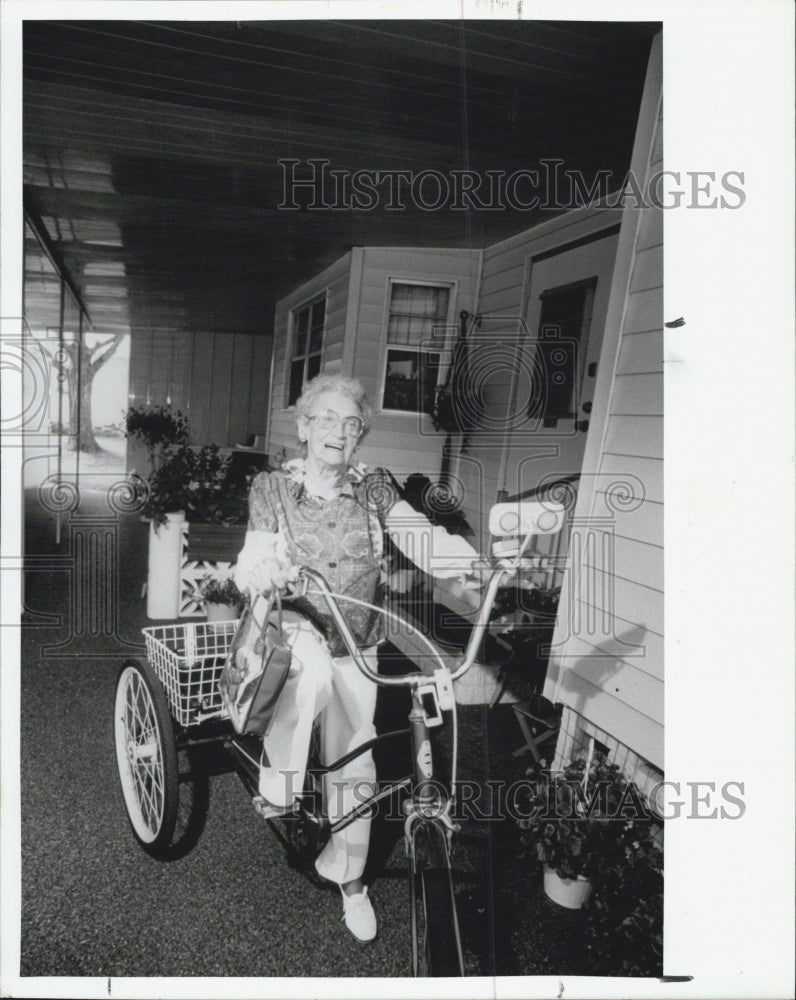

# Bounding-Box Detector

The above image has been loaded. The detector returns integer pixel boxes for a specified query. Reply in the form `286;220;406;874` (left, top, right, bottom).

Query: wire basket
143;619;238;726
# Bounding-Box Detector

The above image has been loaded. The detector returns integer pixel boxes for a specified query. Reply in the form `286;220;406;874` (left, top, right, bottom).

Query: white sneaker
340;886;377;943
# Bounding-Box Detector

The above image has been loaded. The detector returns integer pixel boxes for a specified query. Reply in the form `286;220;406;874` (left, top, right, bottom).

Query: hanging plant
124;404;189;473
123;407;240;525
431;310;481;447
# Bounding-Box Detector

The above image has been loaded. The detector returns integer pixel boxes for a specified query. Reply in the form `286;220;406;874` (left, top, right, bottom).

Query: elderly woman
234;374;480;942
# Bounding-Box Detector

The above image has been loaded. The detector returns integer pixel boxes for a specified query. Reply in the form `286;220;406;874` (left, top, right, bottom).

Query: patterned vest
247;464;400;656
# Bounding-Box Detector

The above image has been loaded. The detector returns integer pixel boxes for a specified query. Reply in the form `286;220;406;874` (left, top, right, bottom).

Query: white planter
543;864;593;909
146;511;185;619
205;601;240;624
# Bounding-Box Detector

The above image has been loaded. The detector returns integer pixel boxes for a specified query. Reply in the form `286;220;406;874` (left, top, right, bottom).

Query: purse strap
259;587;284;642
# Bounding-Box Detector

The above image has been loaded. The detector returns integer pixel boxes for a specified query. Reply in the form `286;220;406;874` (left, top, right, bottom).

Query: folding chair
485;500;566;762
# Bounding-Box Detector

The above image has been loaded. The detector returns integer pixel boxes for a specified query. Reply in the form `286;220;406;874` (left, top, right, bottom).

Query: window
531;279;596;423
287;296;325;406
382;282;451;414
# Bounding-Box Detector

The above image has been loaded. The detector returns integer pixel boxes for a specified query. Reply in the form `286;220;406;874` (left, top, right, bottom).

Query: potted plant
124;406;236;619
141;443;231;527
124;404;189;476
124;406;190;619
125;406;234;525
517;751;651;910
197;572;244;624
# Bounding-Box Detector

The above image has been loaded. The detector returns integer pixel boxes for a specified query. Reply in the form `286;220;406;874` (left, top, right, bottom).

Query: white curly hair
294;374;373;433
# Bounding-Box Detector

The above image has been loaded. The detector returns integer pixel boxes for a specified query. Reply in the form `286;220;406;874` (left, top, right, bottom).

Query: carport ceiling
23;18;658;338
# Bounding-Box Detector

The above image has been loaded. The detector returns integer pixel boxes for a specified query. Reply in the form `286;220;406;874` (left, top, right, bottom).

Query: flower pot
543;865;593;909
205;601;240;624
146;511;186;619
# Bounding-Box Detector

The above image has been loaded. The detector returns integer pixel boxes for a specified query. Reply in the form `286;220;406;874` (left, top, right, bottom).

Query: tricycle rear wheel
114;658;179;856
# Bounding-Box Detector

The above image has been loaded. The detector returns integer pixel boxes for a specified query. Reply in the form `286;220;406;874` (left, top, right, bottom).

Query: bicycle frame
288;567;509;802
292;564;512;975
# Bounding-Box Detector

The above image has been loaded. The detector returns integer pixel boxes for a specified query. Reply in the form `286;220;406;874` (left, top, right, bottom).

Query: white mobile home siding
455;206;623;546
544;34;664;768
269;247;481;480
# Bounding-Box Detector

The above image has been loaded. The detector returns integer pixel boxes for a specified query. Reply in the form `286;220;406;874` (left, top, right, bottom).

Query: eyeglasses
308;408;364;438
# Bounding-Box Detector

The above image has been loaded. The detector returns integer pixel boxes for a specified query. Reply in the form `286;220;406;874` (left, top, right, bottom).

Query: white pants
259;617;378;885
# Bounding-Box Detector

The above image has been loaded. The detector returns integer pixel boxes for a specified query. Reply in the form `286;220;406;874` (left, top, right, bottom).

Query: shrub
198;573;244;608
516;751;664;976
143;443;231;525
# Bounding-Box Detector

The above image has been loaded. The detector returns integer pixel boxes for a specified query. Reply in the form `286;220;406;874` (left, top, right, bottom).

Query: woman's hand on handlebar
246;557;299;596
438;559;498;612
460;556;532;595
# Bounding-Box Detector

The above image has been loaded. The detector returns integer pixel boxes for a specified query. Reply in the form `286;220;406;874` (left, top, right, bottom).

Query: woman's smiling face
299;389;363;471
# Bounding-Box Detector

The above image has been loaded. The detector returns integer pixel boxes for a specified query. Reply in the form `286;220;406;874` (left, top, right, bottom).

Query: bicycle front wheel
114;658;179;856
420;866;463;976
410;822;464;977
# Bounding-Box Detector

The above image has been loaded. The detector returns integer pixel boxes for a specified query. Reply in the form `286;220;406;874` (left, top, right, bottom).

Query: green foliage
124;405;189;471
144;443;232;525
517;753;654;879
197;572;244;608
517;751;664;976
492;582;560;621
123;406;248;526
431;382;458;432
383;370;435;414
583;824;664;977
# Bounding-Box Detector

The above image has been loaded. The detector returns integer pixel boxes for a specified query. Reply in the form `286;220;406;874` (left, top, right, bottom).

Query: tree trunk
65;356;99;452
61;332;124;453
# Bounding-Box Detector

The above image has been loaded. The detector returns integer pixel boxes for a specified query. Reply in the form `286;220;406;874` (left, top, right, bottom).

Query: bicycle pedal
252;795;293;820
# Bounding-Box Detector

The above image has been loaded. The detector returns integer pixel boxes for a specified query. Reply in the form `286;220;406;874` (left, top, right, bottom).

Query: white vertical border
0;6;24;997
663;2;794;996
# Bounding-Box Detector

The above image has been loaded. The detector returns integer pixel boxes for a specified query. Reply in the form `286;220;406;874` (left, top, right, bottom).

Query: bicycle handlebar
293;504;552;690
297;564;511;689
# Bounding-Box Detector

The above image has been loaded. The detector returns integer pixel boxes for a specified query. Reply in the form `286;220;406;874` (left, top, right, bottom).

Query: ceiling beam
23;185;277;230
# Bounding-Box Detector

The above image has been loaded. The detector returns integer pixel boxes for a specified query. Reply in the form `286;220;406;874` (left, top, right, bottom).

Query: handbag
218;589;293;737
